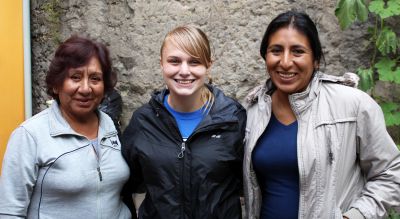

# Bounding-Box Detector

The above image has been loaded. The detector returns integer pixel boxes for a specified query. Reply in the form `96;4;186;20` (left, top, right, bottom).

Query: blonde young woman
122;25;246;219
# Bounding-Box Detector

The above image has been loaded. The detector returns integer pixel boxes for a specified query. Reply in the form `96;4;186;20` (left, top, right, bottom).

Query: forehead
69;56;102;72
269;27;311;47
162;40;192;58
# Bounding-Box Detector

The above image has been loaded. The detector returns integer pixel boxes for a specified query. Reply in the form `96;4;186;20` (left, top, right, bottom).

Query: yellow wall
0;1;25;171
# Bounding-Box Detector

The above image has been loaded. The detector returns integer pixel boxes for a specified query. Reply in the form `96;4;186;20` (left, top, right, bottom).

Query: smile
277;71;296;78
174;79;195;84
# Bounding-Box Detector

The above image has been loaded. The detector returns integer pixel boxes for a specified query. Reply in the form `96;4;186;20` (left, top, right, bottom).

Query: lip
74;98;93;107
174;79;196;87
276;71;297;82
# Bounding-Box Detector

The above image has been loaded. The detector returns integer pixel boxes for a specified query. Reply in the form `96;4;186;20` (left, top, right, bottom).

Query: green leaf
374;57;397;82
357;68;374;91
394;68;400;84
376;26;398;55
369;0;400;19
380;102;400;126
335;0;368;29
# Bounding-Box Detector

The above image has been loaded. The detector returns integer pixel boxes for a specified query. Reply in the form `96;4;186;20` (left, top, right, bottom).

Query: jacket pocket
315;117;357;165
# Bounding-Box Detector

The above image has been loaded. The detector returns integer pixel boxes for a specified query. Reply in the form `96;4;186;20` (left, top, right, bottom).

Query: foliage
335;0;400;128
388;208;400;219
42;0;61;44
336;1;400;217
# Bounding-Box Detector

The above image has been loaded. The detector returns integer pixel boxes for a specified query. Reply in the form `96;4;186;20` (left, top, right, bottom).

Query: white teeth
176;79;194;84
278;71;295;78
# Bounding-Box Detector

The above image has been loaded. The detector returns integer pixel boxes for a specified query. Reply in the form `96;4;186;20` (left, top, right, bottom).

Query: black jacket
122;85;246;219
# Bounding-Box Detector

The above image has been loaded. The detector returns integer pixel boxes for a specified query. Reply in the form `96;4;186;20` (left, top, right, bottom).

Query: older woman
0;36;131;219
243;11;400;219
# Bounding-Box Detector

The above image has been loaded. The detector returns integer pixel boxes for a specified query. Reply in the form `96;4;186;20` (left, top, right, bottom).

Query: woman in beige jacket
243;11;400;219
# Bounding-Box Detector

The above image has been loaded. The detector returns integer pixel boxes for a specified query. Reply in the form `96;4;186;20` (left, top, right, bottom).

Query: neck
271;90;296;125
60;109;99;139
167;93;204;113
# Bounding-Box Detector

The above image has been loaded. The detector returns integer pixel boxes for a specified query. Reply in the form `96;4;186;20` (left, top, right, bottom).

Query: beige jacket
243;72;400;219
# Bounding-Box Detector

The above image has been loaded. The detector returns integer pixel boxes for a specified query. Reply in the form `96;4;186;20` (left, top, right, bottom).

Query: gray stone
31;0;399;141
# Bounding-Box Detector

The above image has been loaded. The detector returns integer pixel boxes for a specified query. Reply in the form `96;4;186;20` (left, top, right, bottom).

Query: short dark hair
260;11;324;66
46;35;116;101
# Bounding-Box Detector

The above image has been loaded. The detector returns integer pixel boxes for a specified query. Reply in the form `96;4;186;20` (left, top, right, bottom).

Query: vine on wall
336;1;400;218
335;0;400;147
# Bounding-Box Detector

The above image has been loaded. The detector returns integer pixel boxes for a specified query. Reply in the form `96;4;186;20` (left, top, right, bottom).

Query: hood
245;71;360;106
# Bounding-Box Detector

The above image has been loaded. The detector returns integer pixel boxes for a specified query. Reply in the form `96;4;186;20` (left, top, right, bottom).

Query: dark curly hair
46;35;116;101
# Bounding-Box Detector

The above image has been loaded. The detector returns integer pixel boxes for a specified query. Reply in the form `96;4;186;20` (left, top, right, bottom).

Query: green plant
388;208;400;219
335;1;400;218
42;0;61;44
335;0;400;133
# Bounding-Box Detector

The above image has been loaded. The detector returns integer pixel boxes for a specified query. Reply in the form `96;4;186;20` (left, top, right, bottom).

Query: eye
70;73;81;81
90;74;103;82
189;59;201;66
292;48;305;55
167;58;180;65
268;46;282;55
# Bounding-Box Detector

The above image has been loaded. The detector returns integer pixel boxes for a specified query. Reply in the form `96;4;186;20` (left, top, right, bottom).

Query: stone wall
30;0;393;134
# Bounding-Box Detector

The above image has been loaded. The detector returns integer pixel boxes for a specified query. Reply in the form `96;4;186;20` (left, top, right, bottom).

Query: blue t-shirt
252;113;299;219
164;95;205;141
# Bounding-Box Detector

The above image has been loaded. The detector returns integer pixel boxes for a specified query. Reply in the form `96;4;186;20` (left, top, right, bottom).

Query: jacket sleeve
121;113;144;219
0;126;39;218
349;92;400;219
234;105;247;193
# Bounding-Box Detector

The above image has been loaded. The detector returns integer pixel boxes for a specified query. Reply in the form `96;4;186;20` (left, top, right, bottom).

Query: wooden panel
0;1;25;172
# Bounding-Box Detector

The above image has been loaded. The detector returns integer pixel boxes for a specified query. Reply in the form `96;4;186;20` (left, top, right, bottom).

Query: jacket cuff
343;208;365;219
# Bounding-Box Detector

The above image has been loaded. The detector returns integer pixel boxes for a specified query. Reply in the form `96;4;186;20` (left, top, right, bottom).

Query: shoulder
131;103;154;121
20;107;51;132
212;86;245;113
317;78;379;119
98;110;118;132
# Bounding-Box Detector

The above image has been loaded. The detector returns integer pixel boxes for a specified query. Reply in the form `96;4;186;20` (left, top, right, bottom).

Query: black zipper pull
97;167;103;181
178;142;185;159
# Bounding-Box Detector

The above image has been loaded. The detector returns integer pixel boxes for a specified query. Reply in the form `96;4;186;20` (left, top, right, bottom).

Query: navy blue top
164;94;205;141
252;113;299;219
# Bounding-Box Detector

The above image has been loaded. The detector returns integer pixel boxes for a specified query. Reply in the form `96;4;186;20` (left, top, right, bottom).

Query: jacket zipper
178;142;186;159
179;141;186;218
92;143;103;182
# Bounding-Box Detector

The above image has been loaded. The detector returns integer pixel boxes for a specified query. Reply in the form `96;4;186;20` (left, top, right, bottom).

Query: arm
234;106;247;192
121;114;144;219
0;127;39;218
346;93;400;219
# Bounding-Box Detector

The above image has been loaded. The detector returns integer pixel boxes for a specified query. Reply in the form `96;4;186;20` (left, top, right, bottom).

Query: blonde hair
160;25;214;112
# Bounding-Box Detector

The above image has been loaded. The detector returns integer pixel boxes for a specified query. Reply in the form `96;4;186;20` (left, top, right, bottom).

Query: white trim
23;0;32;118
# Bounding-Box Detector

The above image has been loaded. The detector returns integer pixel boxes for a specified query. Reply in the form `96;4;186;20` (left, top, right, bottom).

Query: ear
207;60;213;70
314;60;319;70
160;57;163;70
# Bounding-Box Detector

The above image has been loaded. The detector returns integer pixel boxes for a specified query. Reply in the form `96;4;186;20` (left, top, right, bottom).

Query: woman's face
265;27;317;95
160;40;208;101
55;56;105;121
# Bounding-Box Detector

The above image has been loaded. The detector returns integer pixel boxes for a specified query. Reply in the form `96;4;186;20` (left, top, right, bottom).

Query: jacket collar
245;71;359;113
48;101;117;138
150;84;241;123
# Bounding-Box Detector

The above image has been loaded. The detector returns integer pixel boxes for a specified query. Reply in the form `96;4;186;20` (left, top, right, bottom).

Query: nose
179;62;190;76
78;78;91;95
280;50;293;70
